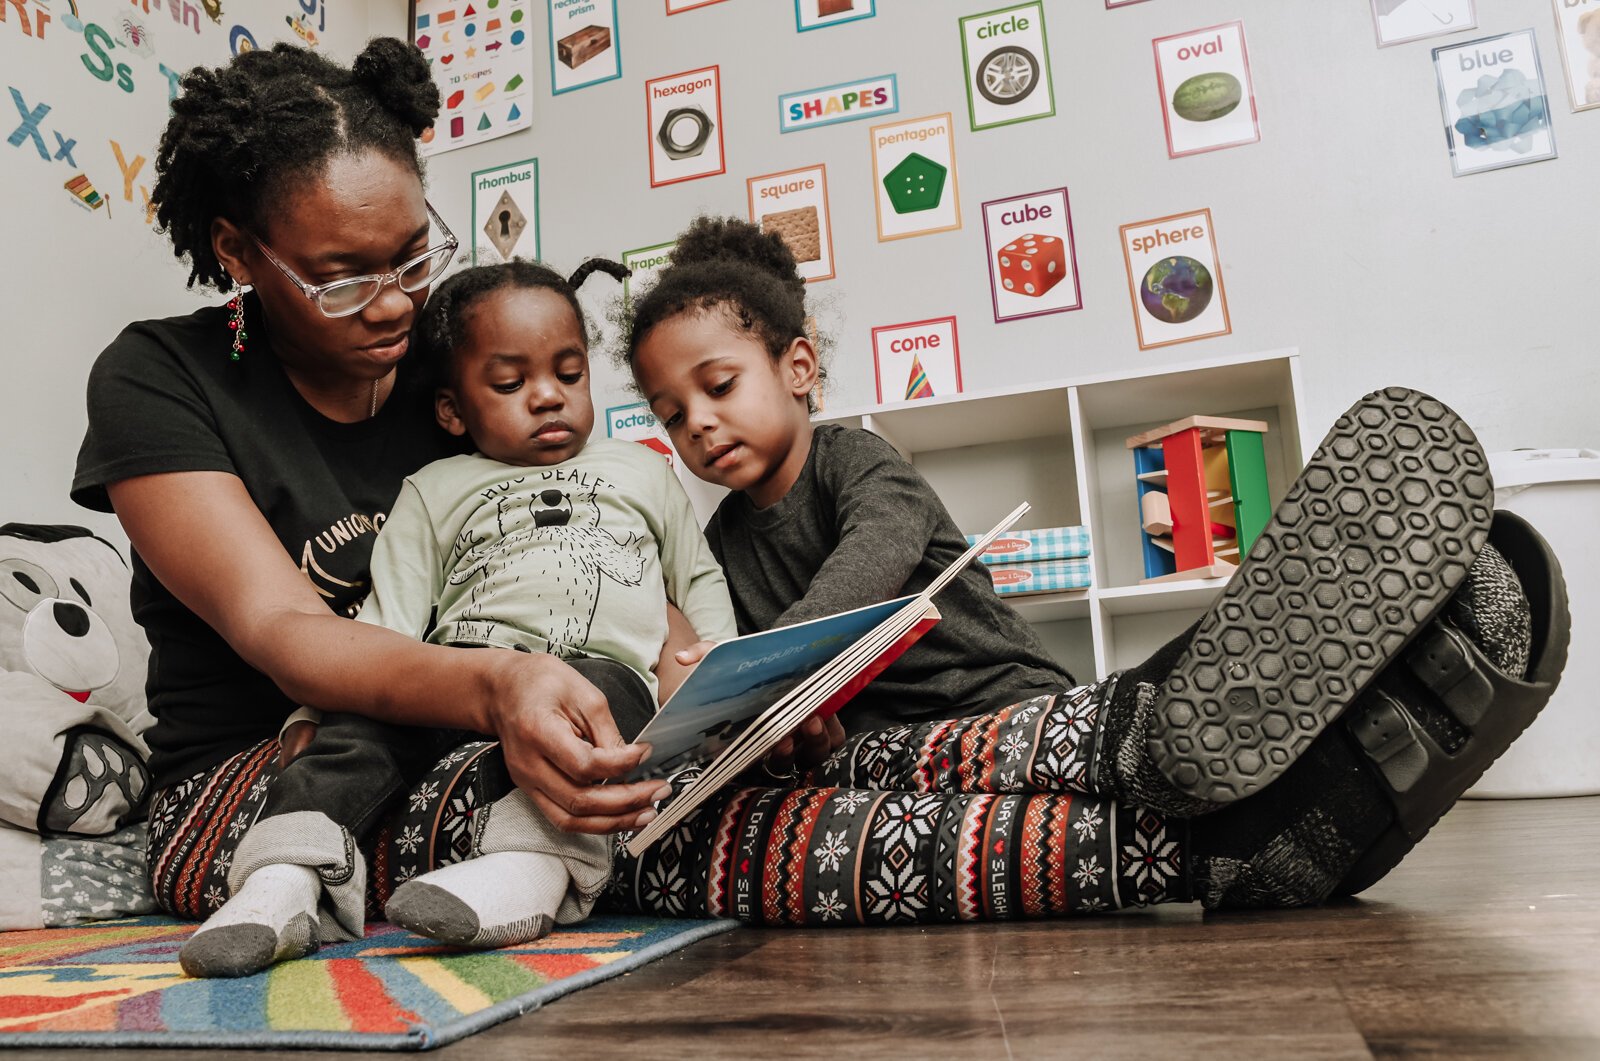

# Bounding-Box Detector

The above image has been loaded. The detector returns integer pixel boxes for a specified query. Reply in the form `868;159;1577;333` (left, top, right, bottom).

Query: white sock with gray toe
178;863;321;978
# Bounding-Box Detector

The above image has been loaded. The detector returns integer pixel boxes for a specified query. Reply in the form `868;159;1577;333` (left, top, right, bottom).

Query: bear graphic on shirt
448;476;645;656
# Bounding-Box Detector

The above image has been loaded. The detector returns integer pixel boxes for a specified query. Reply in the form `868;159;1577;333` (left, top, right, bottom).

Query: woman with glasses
70;40;670;956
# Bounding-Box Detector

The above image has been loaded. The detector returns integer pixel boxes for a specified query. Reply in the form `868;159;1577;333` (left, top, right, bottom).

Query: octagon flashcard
1120;208;1230;350
1153;21;1260;158
870;113;961;241
982;187;1081;323
748;165;835;283
960;1;1055;131
607;401;677;467
872;317;962;404
645;66;726;187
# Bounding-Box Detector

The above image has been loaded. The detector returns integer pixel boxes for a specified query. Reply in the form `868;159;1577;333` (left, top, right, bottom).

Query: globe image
1140;256;1214;324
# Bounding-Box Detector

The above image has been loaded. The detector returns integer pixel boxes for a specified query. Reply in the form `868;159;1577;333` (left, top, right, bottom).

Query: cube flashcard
982;187;1081;322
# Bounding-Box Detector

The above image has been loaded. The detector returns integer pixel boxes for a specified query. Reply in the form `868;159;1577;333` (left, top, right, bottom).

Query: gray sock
385;851;567;948
179;863;320;978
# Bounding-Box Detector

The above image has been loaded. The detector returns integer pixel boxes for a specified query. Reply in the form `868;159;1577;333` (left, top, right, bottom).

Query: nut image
658;106;714;160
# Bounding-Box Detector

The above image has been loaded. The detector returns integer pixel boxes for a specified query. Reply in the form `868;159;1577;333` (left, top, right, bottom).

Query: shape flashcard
645;66;726;187
415;0;535;157
870;113;961;241
1152;22;1260;158
748;165;836;283
1550;0;1600;112
621;240;676;303
1370;0;1476;48
872;317;962;404
1433;30;1557;176
960;2;1055;131
981;188;1081;323
470;158;539;265
547;0;621;95
796;0;875;32
607;401;678;467
1120;209;1231;351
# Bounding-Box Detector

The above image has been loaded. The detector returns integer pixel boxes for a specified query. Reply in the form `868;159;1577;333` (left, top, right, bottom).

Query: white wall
7;0;1595;543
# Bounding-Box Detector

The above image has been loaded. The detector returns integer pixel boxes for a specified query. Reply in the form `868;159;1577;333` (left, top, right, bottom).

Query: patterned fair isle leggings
145;685;1187;928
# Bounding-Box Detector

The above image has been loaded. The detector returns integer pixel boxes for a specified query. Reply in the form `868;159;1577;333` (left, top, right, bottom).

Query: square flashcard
981;188;1081;323
748;165;836;283
470;158;539;266
645;66;726;187
1119;209;1231;351
666;0;727;12
959;2;1055;131
414;0;535;157
546;0;621;95
621;240;675;303
1370;0;1476;48
1433;30;1557;176
872;317;962;404
1551;0;1600;112
606;401;678;468
870;113;961;241
796;0;875;32
1152;22;1260;158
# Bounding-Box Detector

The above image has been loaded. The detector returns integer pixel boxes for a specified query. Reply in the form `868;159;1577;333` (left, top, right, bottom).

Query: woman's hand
761;711;848;781
658;639;717;702
278;718;318;770
484;651;673;834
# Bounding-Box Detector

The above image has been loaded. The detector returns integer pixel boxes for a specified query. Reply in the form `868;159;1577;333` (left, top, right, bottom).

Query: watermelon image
1171;72;1242;122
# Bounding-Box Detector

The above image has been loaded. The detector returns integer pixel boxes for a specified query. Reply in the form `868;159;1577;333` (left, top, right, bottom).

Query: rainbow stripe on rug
0;914;736;1049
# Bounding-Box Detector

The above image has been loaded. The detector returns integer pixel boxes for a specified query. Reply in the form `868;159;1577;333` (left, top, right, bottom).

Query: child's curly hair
623;216;828;412
417;259;630;389
151;38;438;291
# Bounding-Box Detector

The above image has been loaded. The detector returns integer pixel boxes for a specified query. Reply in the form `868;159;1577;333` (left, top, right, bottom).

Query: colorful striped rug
0;914;737;1049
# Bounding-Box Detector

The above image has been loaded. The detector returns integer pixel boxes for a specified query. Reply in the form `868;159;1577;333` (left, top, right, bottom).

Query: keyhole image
498;210;512;238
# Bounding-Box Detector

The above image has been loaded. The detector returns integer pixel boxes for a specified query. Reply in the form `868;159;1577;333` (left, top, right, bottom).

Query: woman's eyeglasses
250;200;459;319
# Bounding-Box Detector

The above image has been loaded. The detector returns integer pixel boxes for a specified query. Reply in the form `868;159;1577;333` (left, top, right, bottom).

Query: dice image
996;234;1065;298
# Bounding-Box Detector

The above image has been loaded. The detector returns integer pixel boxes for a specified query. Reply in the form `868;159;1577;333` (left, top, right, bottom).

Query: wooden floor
19;797;1600;1059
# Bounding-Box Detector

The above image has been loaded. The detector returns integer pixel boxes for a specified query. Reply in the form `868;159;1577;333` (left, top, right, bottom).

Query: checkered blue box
987;558;1093;595
965;525;1091;565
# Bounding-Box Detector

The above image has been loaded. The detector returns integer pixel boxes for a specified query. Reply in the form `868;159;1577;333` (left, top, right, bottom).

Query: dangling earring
227;287;249;361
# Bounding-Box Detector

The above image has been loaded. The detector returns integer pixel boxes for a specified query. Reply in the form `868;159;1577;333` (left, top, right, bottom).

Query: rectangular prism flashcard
1433;30;1557;176
748;165;836;283
959;2;1055;131
796;0;875;32
1152;22;1260;158
1119;209;1231;351
547;0;621;95
1551;0;1600;112
981;188;1081;323
470;158;539;266
871;317;962;404
606;401;678;467
645;66;726;187
870;113;961;241
621;240;675;303
1370;0;1476;48
415;0;535;157
779;75;899;133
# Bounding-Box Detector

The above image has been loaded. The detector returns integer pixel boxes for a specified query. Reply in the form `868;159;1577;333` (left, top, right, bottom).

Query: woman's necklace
370;378;379;419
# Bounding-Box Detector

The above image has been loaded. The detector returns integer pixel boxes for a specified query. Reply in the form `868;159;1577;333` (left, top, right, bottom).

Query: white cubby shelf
817;348;1310;681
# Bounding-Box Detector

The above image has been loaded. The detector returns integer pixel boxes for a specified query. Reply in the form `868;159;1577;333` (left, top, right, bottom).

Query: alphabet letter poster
645;66;726;187
1433;29;1556;176
1152;22;1260;158
748;165;836;283
870;113;961;241
1119;208;1231;350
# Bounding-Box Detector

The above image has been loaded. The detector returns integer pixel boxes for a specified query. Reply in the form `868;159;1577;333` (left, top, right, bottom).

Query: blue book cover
628;594;920;781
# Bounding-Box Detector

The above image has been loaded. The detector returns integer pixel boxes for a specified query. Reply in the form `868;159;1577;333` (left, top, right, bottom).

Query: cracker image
761;205;822;263
557;25;612;69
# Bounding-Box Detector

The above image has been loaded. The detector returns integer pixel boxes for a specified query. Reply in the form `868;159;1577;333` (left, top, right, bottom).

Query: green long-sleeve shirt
358;441;737;701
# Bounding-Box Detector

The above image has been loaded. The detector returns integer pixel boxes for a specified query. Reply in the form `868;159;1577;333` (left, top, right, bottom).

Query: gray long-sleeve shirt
704;424;1072;732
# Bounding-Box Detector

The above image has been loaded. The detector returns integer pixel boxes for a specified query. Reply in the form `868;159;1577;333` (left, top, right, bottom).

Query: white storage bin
1467;449;1600;798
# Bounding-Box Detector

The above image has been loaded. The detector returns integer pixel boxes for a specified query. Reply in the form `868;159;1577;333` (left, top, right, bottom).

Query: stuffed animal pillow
0;524;158;930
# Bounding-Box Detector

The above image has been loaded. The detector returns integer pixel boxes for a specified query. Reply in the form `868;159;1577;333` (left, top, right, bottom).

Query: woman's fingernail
652;785;674;803
636;809;657;826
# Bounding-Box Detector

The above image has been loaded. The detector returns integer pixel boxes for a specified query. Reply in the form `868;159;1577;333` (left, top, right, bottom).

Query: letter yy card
748;165;836;282
981;187;1081;323
1433;29;1556;176
1120;208;1231;351
870;113;961;241
645;66;726;187
1152;21;1260;158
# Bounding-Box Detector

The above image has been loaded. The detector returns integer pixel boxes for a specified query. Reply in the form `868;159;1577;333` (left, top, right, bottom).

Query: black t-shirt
72;293;461;788
704;424;1071;733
